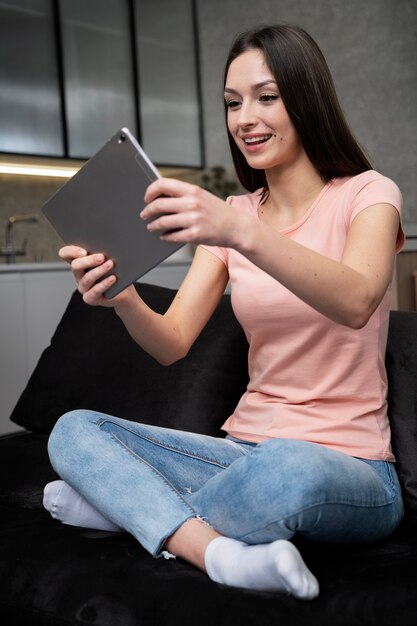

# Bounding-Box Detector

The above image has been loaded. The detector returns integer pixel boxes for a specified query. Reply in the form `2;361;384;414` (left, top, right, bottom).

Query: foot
43;480;122;532
204;536;319;599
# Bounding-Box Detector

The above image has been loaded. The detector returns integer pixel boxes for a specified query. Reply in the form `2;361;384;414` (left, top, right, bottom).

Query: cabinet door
0;275;26;434
59;0;137;158
0;270;74;435
23;270;76;375
134;0;203;167
0;0;63;156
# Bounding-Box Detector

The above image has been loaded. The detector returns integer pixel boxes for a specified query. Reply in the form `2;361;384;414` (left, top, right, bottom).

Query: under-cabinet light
0;163;79;178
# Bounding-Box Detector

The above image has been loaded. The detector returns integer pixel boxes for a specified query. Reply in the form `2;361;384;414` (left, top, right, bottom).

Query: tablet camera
118;133;126;144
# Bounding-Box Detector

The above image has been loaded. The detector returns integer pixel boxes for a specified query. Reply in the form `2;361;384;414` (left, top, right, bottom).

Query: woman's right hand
59;245;136;308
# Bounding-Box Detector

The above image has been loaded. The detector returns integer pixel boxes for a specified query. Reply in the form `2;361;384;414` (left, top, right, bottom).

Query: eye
259;94;279;103
225;99;241;109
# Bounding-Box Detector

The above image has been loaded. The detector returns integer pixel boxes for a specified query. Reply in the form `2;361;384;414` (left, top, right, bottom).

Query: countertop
0;262;71;273
403;236;417;252
0;250;193;273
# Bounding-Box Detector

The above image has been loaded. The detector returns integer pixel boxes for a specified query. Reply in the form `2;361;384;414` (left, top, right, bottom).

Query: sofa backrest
9;284;417;517
10;283;249;437
385;310;417;517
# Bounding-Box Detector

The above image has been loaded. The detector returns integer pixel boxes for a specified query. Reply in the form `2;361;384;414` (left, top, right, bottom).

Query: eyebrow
224;80;277;95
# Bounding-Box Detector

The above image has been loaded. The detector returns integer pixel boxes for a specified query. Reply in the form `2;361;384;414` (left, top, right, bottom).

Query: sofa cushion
0;474;416;626
0;432;416;626
10;283;249;437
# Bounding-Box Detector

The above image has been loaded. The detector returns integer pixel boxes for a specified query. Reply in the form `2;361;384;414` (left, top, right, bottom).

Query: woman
44;25;405;600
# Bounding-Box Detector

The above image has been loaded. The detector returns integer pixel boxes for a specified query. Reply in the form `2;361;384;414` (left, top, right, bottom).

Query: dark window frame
0;0;205;169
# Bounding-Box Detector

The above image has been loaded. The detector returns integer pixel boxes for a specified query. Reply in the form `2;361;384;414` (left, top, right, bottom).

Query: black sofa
1;282;417;626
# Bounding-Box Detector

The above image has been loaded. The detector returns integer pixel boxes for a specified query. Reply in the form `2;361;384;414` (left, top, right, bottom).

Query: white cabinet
0;265;75;435
0;259;191;435
0;275;27;434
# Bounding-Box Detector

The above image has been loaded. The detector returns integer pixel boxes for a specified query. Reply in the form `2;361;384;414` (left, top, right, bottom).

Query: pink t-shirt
201;170;404;461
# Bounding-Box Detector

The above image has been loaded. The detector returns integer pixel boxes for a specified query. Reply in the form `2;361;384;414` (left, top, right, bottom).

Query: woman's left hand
142;178;249;248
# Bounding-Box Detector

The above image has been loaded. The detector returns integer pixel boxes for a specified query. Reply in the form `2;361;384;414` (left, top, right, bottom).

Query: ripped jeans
47;410;404;557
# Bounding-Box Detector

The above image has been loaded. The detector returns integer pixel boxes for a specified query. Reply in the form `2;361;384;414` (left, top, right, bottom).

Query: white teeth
244;135;271;144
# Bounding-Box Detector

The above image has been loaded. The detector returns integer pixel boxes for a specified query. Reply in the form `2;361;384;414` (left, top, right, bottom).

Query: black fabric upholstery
386;311;417;515
1;284;417;625
10;283;249;436
0;433;416;626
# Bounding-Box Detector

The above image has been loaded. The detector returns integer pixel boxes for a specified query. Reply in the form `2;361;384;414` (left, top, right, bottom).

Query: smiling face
224;49;305;174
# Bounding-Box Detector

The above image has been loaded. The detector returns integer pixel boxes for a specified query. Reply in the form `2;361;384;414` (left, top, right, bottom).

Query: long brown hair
224;25;372;195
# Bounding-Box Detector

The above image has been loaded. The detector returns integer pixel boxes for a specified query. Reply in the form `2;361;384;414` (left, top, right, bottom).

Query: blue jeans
47;410;404;557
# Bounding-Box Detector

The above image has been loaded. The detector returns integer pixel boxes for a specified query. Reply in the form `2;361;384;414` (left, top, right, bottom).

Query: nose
236;101;257;128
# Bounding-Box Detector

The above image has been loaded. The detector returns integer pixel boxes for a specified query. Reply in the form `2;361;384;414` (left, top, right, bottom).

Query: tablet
42;128;184;298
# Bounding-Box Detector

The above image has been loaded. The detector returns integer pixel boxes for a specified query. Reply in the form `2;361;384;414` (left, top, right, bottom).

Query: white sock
43;480;122;532
204;536;319;599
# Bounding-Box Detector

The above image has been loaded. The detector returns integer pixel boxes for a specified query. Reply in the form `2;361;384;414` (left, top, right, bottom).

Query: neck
263;157;325;214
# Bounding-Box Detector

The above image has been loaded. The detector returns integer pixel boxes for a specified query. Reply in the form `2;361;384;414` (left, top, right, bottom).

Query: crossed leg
45;411;403;600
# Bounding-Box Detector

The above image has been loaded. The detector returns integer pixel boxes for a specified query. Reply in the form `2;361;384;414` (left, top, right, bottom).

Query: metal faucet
0;214;39;263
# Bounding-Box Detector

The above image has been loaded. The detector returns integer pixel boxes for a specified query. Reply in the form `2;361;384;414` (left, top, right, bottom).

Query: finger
70;253;104;282
141;195;196;221
71;253;105;273
77;258;114;292
146;209;198;234
82;274;117;306
144;177;196;203
59;245;87;263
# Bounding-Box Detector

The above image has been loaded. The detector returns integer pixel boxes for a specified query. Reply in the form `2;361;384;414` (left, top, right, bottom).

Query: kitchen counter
0;246;193;273
403;236;417;252
0;258;192;273
0;262;70;272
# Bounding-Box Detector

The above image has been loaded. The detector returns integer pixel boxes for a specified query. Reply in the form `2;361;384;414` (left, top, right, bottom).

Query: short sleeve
346;172;405;253
198;244;229;267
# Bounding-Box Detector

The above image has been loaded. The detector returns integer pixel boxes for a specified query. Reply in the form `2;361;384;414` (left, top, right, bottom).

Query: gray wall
196;0;417;230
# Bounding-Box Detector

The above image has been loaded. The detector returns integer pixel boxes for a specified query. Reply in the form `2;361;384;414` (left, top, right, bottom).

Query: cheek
278;120;300;147
227;113;236;136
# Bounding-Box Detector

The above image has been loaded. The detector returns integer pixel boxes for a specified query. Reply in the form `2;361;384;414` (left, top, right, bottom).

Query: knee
48;410;95;476
253;439;330;505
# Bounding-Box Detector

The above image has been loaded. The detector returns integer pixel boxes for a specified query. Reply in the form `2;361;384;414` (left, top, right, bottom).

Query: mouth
242;134;273;146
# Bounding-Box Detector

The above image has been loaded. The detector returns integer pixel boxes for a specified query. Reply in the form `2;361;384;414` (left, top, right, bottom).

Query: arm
143;179;400;329
114;247;228;364
237;202;400;328
60;245;228;365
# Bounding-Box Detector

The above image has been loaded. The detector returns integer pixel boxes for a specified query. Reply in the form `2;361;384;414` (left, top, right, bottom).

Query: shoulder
335;171;405;252
227;189;263;213
332;170;402;211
